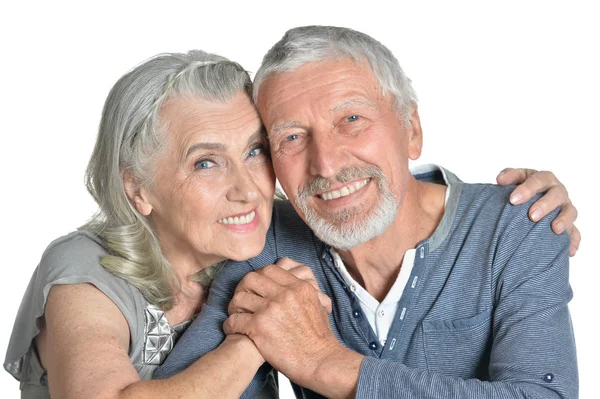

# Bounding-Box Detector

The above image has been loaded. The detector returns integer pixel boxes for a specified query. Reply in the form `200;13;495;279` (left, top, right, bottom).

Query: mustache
298;166;385;197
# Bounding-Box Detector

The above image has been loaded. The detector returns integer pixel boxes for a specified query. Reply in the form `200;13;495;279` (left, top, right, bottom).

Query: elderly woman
4;51;279;398
4;49;579;398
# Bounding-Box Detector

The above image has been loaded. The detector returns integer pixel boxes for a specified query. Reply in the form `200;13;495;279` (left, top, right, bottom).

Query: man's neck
336;179;447;301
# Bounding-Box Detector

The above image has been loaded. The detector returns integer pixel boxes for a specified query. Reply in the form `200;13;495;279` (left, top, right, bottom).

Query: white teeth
218;210;256;225
320;179;370;201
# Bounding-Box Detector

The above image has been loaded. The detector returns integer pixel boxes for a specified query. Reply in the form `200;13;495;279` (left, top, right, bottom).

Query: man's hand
497;168;580;256
273;257;333;312
225;264;346;389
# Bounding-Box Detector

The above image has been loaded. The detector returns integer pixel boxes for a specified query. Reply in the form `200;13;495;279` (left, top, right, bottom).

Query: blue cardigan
156;167;577;399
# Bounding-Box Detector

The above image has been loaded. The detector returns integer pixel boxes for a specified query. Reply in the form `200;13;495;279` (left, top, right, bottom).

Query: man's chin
310;206;365;224
307;205;398;250
306;219;371;250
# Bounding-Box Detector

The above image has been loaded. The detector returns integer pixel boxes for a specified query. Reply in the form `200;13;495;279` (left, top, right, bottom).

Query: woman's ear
123;170;153;216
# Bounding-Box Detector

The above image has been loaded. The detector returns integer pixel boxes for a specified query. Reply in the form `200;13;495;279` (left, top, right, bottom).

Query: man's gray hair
82;50;252;309
253;26;418;122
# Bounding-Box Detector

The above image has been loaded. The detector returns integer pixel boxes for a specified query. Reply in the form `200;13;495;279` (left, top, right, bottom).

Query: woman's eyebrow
185;126;265;159
185;142;226;158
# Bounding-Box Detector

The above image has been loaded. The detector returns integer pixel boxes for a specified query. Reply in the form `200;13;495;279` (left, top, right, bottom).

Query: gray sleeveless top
3;231;213;397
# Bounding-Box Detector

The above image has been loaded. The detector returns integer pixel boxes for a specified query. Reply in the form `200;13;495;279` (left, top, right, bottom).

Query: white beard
295;166;399;250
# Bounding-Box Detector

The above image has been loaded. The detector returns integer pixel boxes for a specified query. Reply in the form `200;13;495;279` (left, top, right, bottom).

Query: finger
509;170;557;205
568;226;581;257
317;292;333;314
285;266;327;307
287;272;320;292
228;291;265;315
285;264;316;282
527;184;570;222
234;270;281;298
550;203;578;234
275;257;304;271
496;168;537;186
258;263;301;286
305;278;320;293
286;279;332;313
223;313;254;336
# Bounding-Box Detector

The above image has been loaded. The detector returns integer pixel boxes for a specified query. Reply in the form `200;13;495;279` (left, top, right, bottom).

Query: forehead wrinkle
178;110;225;161
172;99;260;161
262;60;382;140
158;98;209;164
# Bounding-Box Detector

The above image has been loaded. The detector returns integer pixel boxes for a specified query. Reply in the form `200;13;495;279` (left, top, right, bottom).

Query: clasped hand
224;258;338;386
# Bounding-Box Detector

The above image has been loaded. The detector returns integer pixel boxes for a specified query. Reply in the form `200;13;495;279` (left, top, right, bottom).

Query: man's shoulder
246;199;323;266
457;183;530;223
272;199;306;224
456;183;569;257
271;199;316;241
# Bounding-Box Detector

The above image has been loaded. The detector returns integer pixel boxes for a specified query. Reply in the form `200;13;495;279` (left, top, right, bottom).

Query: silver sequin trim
143;304;192;365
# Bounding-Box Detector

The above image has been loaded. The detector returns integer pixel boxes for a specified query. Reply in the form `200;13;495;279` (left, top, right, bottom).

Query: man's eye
346;115;360;122
194;159;216;169
285;134;300;142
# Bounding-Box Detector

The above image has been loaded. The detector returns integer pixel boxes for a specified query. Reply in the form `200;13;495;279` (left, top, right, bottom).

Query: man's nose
307;132;345;179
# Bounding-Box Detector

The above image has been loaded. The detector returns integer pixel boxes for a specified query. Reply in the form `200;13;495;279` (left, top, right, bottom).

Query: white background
0;0;597;397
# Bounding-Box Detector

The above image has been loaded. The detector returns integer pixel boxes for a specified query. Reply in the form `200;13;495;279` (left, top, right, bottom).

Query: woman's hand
275;257;333;313
228;259;333;318
497;168;580;256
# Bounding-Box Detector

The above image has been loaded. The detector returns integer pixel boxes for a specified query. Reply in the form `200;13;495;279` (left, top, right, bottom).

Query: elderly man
156;26;578;398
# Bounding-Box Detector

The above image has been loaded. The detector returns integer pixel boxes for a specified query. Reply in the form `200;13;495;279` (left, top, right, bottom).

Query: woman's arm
37;283;263;399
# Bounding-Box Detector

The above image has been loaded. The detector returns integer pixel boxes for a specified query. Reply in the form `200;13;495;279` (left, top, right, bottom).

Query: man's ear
406;105;423;160
123;170;153;216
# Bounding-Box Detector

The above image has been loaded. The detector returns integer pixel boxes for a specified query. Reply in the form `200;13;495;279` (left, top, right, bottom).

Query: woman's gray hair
253;26;418;123
81;50;252;309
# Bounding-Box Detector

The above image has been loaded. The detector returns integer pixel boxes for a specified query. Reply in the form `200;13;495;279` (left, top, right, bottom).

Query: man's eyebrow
329;99;376;113
269;121;302;137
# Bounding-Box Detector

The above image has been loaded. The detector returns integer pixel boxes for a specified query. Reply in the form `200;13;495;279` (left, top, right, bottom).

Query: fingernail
570;247;577;257
531;208;542;221
554;221;566;234
497;169;507;177
510;193;522;204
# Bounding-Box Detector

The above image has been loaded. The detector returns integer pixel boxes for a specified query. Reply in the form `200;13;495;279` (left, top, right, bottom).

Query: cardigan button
543;373;554;383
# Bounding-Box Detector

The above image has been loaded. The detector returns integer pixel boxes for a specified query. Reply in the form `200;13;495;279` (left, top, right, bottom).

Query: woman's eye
285;134;300;142
346;115;360;122
194;159;216;169
248;146;265;157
